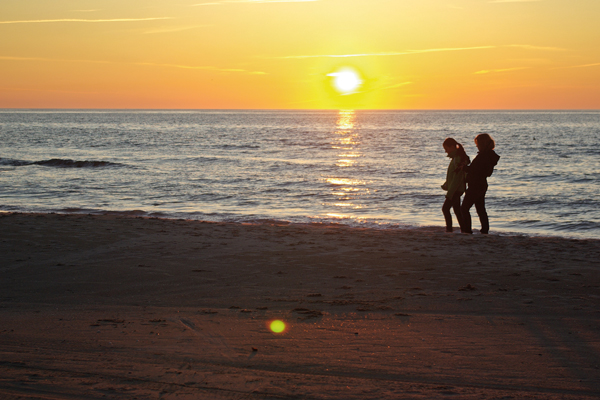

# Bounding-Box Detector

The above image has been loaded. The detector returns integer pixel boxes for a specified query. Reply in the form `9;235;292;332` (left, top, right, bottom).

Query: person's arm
446;176;460;198
463;154;479;174
464;154;484;183
445;157;462;198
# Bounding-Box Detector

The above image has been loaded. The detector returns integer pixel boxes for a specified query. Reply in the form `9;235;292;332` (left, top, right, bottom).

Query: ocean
1;109;599;239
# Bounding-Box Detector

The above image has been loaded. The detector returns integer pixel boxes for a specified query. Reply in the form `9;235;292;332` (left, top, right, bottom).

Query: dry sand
1;212;599;399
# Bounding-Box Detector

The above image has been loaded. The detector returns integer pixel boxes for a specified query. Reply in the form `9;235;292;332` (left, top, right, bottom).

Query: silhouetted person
441;138;469;233
460;133;500;234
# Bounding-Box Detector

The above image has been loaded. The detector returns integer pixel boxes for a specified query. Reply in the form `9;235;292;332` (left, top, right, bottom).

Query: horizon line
1;108;598;111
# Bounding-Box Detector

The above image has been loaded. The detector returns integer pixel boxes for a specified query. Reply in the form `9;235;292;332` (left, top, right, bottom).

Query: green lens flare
270;320;286;333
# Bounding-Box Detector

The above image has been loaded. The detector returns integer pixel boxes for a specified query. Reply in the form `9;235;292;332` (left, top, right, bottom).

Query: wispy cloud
0;56;50;61
143;25;210;34
347;81;413;97
0;17;173;25
1;86;101;94
380;81;413;90
474;67;528;74
0;55;266;75
489;0;542;3
275;44;566;60
192;0;317;5
0;55;115;65
575;62;600;68
507;44;566;51
137;61;267;74
276;46;496;59
553;62;600;69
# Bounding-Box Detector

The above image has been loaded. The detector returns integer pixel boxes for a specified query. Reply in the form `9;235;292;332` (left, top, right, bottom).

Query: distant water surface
1;109;599;239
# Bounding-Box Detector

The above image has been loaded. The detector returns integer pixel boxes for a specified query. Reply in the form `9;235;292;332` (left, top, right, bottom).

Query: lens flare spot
270;320;286;333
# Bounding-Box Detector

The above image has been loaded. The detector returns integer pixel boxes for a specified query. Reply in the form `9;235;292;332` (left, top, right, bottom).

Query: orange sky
1;0;599;109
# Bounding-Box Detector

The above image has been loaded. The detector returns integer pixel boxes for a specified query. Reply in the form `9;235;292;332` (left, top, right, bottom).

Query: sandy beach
1;212;599;399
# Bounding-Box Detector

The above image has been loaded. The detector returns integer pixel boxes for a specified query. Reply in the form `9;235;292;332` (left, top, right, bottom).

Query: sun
328;67;363;95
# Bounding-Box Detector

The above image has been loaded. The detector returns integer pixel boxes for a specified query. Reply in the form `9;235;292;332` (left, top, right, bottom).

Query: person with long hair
441;138;469;233
460;133;500;234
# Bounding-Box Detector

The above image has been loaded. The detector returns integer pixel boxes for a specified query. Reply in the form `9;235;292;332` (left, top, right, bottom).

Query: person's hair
443;137;470;164
475;133;495;151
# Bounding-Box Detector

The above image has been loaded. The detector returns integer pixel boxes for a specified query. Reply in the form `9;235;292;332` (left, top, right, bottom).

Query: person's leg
451;192;464;232
475;190;489;234
460;190;475;234
442;197;454;232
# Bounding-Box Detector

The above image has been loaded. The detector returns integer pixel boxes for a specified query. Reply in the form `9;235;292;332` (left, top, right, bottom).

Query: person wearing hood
441;138;470;233
460;133;500;234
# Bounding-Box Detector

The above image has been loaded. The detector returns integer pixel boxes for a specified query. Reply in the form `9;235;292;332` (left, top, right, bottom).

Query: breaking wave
0;158;123;168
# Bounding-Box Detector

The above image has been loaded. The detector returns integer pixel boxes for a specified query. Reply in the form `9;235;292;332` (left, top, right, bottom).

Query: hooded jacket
442;150;467;199
465;149;500;191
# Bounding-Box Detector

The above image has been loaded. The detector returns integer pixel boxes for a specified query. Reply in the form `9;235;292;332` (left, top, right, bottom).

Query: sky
0;0;599;109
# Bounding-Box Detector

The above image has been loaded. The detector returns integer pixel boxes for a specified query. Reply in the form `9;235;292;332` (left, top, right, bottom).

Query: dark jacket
465;150;500;190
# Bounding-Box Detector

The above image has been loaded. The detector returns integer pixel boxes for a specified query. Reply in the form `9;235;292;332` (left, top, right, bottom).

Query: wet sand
1;212;599;399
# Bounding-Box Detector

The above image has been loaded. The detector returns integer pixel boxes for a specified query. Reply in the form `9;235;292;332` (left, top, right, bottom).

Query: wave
553;221;600;232
0;158;123;168
34;159;121;168
219;144;260;150
2;205;598;240
57;208;165;218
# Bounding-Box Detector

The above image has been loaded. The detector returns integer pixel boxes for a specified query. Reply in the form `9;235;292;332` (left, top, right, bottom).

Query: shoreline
2;210;598;242
1;212;599;399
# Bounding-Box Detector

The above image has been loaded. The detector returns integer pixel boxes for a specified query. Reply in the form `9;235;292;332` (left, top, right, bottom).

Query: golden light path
324;110;369;221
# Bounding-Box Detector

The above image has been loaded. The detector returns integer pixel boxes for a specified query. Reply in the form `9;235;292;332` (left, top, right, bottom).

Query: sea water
1;110;599;239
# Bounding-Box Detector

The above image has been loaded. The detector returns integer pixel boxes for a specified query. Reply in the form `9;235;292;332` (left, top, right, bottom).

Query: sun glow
328;67;363;95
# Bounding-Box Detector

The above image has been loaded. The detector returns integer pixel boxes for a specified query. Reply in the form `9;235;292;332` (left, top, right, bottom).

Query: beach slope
1;213;599;399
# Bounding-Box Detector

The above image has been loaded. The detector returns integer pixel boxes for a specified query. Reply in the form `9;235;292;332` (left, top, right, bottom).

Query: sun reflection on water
324;110;369;221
